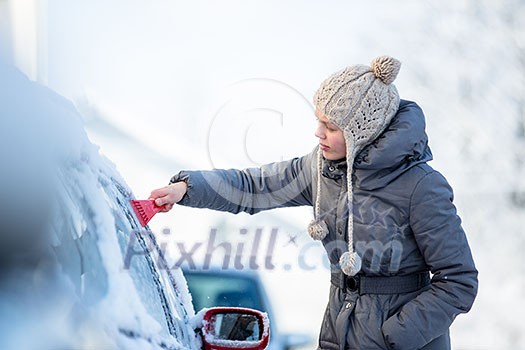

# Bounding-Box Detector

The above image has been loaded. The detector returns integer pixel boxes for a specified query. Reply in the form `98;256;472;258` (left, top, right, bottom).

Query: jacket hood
353;100;433;190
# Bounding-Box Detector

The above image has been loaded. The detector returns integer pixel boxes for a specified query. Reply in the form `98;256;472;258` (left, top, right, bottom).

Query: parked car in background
0;59;269;350
183;268;310;350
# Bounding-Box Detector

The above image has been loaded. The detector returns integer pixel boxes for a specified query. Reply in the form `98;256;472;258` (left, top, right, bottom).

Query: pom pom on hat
370;56;401;85
307;219;329;240
339;251;362;277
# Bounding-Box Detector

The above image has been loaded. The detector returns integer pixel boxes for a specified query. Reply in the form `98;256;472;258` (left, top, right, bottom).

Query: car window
50;169;189;341
110;178;197;347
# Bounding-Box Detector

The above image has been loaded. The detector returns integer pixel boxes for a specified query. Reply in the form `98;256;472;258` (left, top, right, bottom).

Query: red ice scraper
130;199;163;227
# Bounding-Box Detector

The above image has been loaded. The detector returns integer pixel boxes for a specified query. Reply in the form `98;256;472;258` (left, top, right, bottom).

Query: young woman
149;56;478;350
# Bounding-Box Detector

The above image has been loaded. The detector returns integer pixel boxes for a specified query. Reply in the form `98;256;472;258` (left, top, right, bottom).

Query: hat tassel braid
307;148;329;240
338;135;362;276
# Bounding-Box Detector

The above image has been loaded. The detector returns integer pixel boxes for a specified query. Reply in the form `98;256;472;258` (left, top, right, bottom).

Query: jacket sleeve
382;171;478;350
169;150;316;215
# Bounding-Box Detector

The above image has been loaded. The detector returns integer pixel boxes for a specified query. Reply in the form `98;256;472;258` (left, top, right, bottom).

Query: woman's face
314;109;346;160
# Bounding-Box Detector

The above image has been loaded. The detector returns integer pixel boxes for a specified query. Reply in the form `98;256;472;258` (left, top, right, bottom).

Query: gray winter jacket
172;100;478;350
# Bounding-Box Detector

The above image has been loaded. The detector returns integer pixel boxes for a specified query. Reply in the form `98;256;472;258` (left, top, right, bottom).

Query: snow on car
0;59;268;350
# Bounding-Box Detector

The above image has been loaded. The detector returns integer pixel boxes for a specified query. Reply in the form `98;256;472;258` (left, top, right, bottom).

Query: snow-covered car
184;268;310;350
0;60;269;350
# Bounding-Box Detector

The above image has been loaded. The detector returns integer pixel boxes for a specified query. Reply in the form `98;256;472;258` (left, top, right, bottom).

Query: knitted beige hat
308;55;401;276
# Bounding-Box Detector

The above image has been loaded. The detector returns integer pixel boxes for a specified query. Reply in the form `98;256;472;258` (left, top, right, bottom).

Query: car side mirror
201;307;270;350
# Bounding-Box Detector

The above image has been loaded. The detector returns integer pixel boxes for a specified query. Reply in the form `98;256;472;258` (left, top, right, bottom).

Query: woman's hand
148;182;188;212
